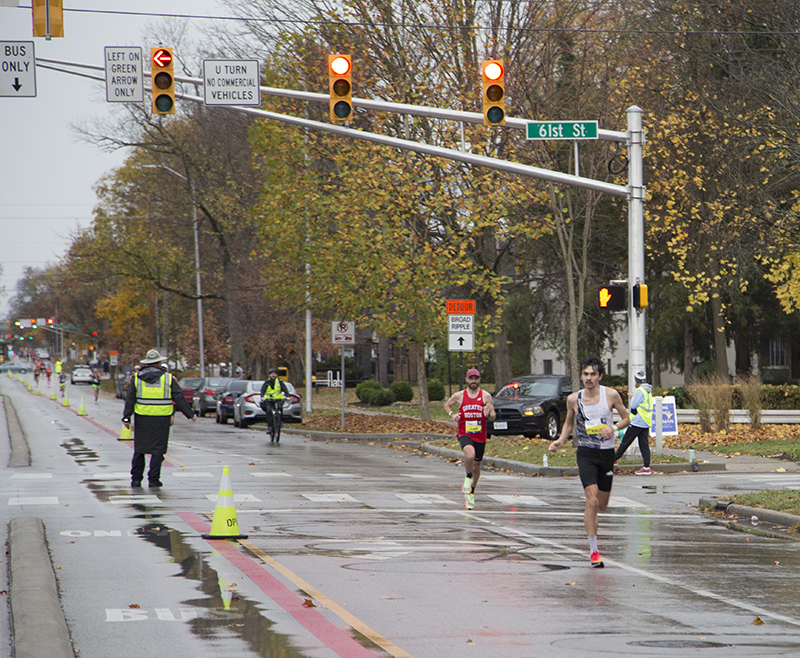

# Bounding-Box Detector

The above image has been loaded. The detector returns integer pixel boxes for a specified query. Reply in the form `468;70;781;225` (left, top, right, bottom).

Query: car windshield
74;366;91;371
230;381;249;393
180;378;203;389
497;380;558;398
208;378;229;387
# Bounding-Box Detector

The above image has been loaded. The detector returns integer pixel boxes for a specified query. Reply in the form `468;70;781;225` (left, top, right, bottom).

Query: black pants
614;425;651;467
131;451;165;484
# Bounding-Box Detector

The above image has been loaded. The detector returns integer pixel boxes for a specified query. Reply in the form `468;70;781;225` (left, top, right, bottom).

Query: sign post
202;59;261;106
0;42;36;98
331;321;355;429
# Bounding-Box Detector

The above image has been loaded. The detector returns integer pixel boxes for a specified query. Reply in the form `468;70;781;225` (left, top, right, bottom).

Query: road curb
283;428;453;442
699;497;800;530
9;517;74;658
3;394;30;468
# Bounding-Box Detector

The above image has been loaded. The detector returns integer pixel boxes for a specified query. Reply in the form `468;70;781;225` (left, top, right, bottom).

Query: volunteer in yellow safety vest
260;368;289;441
613;369;654;475
122;349;196;488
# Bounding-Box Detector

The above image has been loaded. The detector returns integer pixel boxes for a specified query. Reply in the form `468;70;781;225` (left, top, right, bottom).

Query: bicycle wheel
274;409;282;443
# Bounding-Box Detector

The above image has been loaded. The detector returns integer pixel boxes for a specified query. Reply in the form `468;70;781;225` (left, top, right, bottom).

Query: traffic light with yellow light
150;47;175;115
328;54;353;121
632;282;648;309
32;0;64;38
598;284;626;311
481;60;505;126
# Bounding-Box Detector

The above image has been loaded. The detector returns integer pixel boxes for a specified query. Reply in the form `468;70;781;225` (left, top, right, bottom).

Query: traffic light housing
150;47;175;115
632;282;648;309
598;284;626;311
328;54;352;121
32;0;64;38
481;60;505;126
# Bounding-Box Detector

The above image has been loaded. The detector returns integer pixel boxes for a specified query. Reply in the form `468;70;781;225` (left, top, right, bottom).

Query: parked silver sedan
232;381;303;428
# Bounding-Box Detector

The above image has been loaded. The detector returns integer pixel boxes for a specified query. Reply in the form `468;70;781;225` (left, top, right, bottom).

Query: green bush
356;379;382;402
427;378;445;401
389;380;413;402
367;388;396;406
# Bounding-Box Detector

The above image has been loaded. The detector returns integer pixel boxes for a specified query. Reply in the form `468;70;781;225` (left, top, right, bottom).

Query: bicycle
264;399;284;443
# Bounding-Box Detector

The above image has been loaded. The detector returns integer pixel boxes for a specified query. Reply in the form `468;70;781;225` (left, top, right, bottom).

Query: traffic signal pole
627;106;646;394
37;58;645;390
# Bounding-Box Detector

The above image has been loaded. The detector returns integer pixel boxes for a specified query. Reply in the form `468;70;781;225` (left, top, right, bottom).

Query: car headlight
522;405;544;416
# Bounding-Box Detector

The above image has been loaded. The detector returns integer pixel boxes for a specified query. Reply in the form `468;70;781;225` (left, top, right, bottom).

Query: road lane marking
326;473;363;478
179;511;414;658
109;495;162;505
250;472;292;477
488;494;549;506
301;493;360;502
607;496;648;508
172;472;214;477
395;493;455;505
11;473;53;479
205;494;262;503
8;496;59;505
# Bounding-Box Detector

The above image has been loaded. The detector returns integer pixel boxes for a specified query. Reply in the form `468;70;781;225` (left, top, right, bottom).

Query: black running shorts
458;436;486;462
576;447;615;492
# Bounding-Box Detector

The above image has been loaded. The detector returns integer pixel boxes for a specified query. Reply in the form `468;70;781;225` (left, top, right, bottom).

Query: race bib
465;422;482;434
585;417;607;435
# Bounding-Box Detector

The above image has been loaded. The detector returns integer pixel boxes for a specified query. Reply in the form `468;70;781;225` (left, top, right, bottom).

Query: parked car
192;377;231;417
215;380;250;424
489;375;572;441
0;362;29;374
232;381;303;428
232;381;265;428
71;365;94;385
179;377;204;407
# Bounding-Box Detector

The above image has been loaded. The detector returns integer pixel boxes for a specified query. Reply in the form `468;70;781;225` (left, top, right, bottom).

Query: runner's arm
549;393;577;451
482;390;496;420
444;391;464;421
609;388;630;434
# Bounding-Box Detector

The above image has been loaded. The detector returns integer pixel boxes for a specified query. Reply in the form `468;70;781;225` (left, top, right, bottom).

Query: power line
13;4;800;37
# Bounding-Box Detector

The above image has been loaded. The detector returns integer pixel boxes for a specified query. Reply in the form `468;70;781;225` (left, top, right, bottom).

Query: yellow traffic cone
62;392;70;407
202;466;248;539
50;390;57;400
36;383;41;395
119;425;133;440
77;396;87;416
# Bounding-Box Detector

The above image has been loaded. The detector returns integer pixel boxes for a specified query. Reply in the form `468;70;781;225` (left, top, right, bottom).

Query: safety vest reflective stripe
263;379;285;399
637;388;654;427
134;372;173;416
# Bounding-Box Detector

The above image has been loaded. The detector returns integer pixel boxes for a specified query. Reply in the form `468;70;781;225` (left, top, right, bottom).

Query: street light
142;164;205;377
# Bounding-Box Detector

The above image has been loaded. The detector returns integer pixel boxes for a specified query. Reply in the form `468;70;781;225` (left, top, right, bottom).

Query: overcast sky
0;1;233;322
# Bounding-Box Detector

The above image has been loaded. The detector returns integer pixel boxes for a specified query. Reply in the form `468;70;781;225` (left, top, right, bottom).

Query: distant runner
444;368;496;510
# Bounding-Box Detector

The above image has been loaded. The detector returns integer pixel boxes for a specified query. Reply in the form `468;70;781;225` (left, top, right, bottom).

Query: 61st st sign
0;42;36;98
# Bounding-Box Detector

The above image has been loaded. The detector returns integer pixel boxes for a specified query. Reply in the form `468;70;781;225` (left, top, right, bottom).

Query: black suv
489;375;572;441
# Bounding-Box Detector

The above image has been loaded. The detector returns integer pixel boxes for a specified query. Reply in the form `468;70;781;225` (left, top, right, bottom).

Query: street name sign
331;321;355;346
527;120;598;140
203;59;261;106
104;47;143;102
0;41;36;97
448;314;474;352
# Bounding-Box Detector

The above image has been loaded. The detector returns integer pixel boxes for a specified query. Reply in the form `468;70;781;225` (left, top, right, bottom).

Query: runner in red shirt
444;368;496;509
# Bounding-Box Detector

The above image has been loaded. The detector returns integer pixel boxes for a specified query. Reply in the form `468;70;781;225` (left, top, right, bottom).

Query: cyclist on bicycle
260;368;289;443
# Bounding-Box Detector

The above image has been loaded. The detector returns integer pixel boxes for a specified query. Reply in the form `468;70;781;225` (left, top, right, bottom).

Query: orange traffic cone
202;466;248;539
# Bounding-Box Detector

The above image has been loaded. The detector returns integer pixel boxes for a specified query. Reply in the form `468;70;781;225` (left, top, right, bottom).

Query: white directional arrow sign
448;314;474;352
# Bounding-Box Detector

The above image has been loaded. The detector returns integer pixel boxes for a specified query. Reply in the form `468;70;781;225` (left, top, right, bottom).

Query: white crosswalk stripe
301;493;360;502
395;493;455;505
488;494;549;506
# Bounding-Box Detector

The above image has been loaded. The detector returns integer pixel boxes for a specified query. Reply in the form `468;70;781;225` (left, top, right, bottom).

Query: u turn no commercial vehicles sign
203;59;261;106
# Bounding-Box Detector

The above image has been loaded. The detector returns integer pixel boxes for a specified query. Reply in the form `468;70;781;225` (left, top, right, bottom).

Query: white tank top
576;386;614;449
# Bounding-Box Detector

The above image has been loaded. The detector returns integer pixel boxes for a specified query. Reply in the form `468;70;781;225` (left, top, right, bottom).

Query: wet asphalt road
3;374;800;657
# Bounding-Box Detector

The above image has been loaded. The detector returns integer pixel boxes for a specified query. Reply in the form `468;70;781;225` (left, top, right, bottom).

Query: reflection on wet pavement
137;522;313;658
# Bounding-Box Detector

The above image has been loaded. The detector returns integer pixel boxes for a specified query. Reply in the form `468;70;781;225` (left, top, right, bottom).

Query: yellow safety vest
55;361;62;374
262;378;285;400
636;387;654;428
134;371;173;416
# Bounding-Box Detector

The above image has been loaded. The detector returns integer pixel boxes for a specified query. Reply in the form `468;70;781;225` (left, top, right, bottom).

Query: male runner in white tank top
548;355;629;567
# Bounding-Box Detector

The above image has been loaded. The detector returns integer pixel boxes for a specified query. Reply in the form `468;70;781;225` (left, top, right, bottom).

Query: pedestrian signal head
597;284;626;311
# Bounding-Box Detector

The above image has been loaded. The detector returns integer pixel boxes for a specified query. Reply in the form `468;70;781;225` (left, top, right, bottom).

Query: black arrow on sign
12;78;22;91
457;336;465;345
